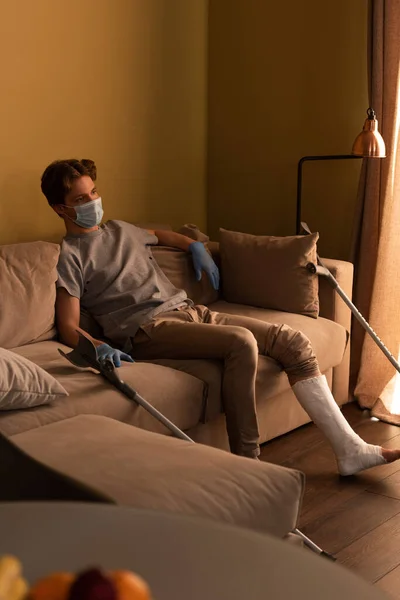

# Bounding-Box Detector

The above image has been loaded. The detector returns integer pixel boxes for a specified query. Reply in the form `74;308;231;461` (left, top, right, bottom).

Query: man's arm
148;229;194;252
146;229;220;291
55;287;103;349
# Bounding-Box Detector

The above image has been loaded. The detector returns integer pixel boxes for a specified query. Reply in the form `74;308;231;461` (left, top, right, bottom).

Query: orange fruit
29;572;74;600
68;568;116;599
109;570;151;600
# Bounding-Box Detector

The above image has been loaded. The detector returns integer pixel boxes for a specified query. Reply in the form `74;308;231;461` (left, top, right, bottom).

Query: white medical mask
63;197;104;228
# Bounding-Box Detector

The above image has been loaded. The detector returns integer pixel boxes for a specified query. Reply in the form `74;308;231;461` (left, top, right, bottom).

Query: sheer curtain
352;0;400;424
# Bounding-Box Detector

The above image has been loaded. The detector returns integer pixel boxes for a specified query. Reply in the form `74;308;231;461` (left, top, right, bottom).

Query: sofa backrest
0;236;220;348
0;233;352;349
152;246;220;306
0;241;59;349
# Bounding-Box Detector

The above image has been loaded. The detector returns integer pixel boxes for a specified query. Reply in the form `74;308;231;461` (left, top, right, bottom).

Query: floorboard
259;402;400;596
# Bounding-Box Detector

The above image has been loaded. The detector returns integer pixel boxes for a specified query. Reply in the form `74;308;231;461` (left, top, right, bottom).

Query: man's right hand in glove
96;343;134;368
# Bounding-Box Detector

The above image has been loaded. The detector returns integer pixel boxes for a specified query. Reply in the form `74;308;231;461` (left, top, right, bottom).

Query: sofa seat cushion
0;341;205;437
208;301;347;373
141;358;223;421
12;414;305;538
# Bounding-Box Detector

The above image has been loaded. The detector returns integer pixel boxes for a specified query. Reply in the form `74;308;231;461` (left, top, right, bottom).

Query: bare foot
382;448;400;463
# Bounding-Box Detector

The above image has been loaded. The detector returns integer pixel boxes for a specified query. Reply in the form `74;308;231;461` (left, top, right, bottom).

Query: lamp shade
352;107;386;157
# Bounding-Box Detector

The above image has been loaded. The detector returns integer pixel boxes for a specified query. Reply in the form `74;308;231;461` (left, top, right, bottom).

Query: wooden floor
259;402;400;599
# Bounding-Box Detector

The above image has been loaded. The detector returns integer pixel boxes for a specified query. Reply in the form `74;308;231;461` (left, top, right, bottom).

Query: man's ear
53;204;65;218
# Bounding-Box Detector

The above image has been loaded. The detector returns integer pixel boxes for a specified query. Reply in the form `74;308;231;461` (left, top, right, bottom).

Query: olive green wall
0;0;207;245
0;0;369;256
207;0;368;259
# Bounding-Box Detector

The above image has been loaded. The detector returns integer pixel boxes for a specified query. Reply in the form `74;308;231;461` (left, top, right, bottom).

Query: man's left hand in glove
189;241;220;291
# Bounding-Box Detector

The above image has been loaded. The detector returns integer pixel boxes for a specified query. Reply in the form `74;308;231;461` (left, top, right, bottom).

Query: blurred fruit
68;568;117;600
29;572;74;600
5;558;153;600
0;555;28;600
109;571;151;600
8;576;29;600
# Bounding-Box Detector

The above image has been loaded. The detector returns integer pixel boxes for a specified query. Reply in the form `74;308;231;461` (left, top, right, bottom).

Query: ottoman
7;415;305;538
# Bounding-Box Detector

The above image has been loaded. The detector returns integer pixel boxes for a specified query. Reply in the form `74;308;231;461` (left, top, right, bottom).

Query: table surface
0;503;388;600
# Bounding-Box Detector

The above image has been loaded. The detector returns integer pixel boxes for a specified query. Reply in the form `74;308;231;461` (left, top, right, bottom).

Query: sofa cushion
219;228;319;318
142;358;223;421
152;245;219;306
12;414;305;538
0;347;68;410
0;241;59;348
0;341;205;437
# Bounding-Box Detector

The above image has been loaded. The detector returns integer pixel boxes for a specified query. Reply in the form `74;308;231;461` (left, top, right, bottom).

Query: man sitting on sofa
41;158;400;475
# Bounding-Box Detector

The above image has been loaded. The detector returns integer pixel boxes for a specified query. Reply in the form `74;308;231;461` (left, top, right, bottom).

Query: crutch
301;221;400;375
59;330;335;560
58;331;194;442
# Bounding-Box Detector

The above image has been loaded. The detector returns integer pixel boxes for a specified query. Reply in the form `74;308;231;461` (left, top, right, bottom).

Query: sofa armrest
318;257;353;332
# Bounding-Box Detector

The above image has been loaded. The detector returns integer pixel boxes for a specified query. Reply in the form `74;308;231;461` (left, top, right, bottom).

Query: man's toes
382;448;400;463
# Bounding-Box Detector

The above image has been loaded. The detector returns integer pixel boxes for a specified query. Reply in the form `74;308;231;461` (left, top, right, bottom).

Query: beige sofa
0;232;354;544
0;232;353;448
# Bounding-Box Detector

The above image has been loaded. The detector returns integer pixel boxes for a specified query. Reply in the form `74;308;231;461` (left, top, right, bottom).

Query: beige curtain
352;0;400;423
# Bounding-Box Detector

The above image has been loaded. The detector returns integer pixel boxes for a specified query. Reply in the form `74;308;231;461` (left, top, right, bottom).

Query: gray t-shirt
56;220;190;347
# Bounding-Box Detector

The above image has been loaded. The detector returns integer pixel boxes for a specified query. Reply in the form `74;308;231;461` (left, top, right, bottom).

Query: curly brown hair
41;159;97;206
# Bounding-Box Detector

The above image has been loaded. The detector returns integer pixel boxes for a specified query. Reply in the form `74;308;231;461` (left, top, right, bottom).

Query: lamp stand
296;155;362;235
295;153;400;375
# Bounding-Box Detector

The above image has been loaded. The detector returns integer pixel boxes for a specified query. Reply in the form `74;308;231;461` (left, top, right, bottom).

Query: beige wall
207;0;368;259
0;0;207;245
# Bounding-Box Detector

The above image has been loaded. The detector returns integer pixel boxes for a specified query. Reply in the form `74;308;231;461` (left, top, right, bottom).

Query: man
42;158;400;473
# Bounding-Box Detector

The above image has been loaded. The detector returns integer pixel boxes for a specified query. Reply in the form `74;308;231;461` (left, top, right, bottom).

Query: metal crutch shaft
59;332;195;443
117;379;194;443
315;260;400;375
301;220;400;374
293;528;336;561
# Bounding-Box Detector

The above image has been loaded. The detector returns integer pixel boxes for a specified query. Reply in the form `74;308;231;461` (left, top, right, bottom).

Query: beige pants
132;305;321;458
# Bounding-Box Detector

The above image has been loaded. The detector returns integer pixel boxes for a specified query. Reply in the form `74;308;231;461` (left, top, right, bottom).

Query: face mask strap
55;204;75;221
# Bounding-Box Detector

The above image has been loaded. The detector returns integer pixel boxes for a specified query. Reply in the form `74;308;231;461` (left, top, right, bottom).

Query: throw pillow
219;228;319;318
0;347;68;410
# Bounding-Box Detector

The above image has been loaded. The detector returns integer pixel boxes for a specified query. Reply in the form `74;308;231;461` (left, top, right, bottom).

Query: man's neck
64;218;100;236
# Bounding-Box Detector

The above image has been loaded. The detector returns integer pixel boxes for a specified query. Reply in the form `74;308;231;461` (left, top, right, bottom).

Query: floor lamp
295;107;386;235
297;108;400;375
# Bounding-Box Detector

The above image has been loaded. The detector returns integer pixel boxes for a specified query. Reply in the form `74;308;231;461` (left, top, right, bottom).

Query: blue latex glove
189;241;220;291
96;343;134;368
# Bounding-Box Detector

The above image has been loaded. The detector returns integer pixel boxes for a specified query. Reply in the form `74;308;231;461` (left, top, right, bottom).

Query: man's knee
271;325;319;374
225;325;258;354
